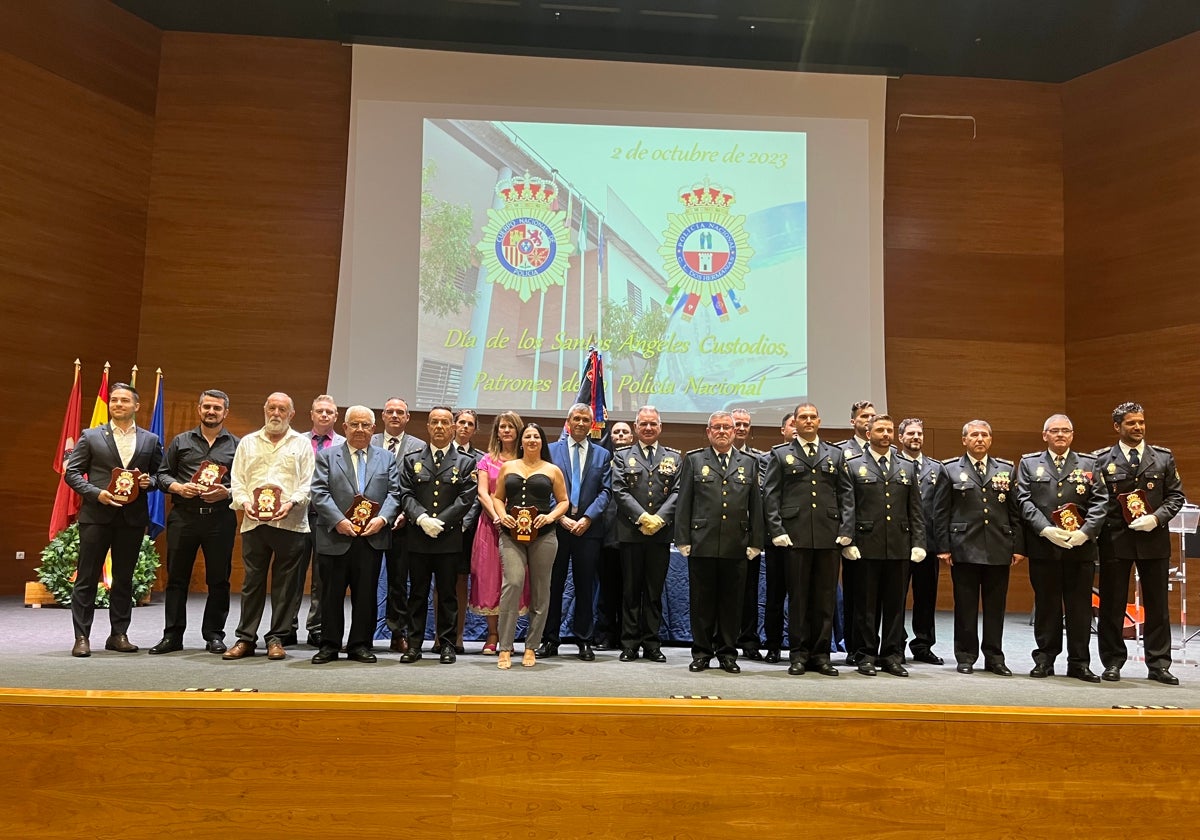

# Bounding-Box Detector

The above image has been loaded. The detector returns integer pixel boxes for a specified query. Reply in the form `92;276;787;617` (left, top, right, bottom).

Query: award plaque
252;484;285;520
345;494;382;536
1051;503;1083;532
107;468;141;504
1118;490;1150;524
508;505;539;543
190;460;229;488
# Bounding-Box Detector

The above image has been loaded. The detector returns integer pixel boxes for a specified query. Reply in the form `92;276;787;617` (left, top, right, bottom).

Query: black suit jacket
932;454;1026;565
674;447;764;559
65;425;164;527
1015;450;1107;563
901;454;945;555
839;451;925;559
1092;443;1185;561
399;445;479;554
762;438;847;549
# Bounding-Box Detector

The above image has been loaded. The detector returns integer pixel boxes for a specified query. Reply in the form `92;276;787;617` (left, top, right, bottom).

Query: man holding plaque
308;406;399;664
225;393;315;661
1092;402;1186;684
398;406;479;664
150;389;239;655
1014;414;1108;682
64;383;163;657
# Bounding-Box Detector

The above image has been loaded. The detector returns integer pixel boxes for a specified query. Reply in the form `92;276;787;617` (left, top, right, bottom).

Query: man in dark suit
676;411;764;674
595;420;634;650
64;382;163;657
839;414;926;677
837;399;876;666
309;405;400;664
541;403;613;661
932;420;1027;675
373;396;426;654
398;405;477;664
612;406;679;663
1093;402;1186;684
763;402;849;676
1014;413;1107;682
897;417;946;665
762;411;796;663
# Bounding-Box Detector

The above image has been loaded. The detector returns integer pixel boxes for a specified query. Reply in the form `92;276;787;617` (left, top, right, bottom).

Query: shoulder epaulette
993;457;1014;466
661;445;681;455
845;451;864;461
1074;451;1097;462
1151;444;1173;454
1021;451;1042;460
686;447;705;456
771;441;793;452
613;444;633;453
1091;447;1110;457
941;457;959;466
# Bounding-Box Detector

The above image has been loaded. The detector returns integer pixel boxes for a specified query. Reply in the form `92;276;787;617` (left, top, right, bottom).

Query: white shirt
230;426;315;533
1120;442;1145;462
110;421;137;468
569;437;590;465
971;456;988;473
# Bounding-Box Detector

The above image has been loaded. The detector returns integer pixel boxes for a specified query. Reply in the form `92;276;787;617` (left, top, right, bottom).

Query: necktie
806;442;816;459
570;443;582;509
354;449;366;493
1054;455;1065;471
459;445;469;455
718;452;729;470
312;434;327;454
387;437;398;454
1129;449;1140;470
975;460;986;479
433;449;443;468
879;455;888;474
644;445;654;461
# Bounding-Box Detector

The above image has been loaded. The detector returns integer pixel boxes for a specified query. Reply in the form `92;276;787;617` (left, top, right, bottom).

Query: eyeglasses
1046;428;1073;435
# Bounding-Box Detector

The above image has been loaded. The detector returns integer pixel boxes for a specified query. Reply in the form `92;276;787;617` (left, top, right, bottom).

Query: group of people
63;386;1186;685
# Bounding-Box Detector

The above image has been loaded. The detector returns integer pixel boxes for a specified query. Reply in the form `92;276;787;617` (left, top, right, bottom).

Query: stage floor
5;596;1198;709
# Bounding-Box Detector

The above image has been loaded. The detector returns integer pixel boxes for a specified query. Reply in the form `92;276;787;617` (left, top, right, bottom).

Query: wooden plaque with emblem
345;494;382;535
107;468;141;504
1117;489;1150;524
251;484;285;520
190;460;229;488
1051;503;1083;532
508;505;539;543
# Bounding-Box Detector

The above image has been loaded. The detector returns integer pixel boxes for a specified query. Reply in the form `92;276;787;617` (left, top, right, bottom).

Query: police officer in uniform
838;400;877;666
1014;414;1107;682
1092;402;1185;684
675;411;764;674
731;408;767;660
897;417;945;665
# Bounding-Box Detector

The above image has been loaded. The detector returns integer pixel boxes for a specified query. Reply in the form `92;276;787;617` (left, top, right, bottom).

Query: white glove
1130;514;1158;532
1040;526;1072;549
746;547;761;560
836;535;853;547
841;545;861;561
677;544;691;557
910;547;926;563
772;534;793;548
417;514;445;538
1066;530;1089;547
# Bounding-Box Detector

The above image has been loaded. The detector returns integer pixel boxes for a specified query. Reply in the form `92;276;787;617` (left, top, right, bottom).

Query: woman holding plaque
470;411;529;653
492;422;569;670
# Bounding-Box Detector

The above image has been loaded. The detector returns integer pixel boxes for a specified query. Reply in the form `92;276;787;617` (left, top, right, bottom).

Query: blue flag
147;371;165;538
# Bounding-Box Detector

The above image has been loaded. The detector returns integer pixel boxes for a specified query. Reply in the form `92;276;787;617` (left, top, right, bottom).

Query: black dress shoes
390;634;410;654
881;662;909;678
535;642;559;658
688;658;710;672
856;661;877;676
956;663;974;674
1029;663;1054;679
1066;666;1101;683
742;648;764;661
148;637;183;655
1148;668;1179;685
764;649;782;664
400;649;423;663
814;662;839;677
347;647;377;664
1101;665;1121;682
578;643;595;661
105;634;138;653
439;645;457;664
718;657;741;674
985;662;1013;677
619;648;638;662
644;648;666;663
205;638;227;655
787;662;806;675
306;632;323;648
311;647;339;664
71;636;90;658
912;650;944;666
844;653;860;667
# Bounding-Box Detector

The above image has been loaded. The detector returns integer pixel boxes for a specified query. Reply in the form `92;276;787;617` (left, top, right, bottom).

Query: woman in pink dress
469;411;526;653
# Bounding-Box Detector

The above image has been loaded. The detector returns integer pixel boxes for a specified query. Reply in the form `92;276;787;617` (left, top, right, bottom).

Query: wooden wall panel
0;1;159;592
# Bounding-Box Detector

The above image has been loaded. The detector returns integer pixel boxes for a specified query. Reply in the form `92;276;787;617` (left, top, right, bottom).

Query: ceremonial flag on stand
146;369;165;538
48;361;83;539
575;347;608;445
90;363;110;428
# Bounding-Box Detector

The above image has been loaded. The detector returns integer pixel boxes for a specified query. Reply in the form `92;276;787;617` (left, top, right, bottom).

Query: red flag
49;360;83;539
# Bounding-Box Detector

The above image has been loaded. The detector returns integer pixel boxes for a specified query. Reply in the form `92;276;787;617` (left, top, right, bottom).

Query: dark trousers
905;552;940;655
737;551;764;650
619;541;670;652
763;545;788;650
688;555;746;660
72;522;144;639
854;558;907;665
545;530;602;645
841;556;859;657
318;540;383;653
1029;557;1095;668
235;525;307;646
384;540;412;639
162;507;236;641
408;551;458;650
784;547;840;666
950;563;1011;666
595;544;623;646
290;535;322;637
1098;556;1172;671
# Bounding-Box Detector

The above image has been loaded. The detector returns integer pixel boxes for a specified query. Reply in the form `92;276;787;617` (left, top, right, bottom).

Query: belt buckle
198;507;213;515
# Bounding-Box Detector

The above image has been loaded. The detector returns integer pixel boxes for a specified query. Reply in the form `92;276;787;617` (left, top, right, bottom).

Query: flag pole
130;364;138;388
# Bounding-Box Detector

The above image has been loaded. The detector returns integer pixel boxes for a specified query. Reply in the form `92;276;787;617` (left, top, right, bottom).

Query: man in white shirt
224;392;315;661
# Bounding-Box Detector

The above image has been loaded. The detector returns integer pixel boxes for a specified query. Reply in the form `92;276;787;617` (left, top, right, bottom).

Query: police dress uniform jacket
675;447;764;559
838;451;925;559
901;454;945;555
1015;450;1107;563
932;455;1026;564
1092;444;1185;561
399;445;479;553
310;442;401;555
762;438;847;549
612;443;681;544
